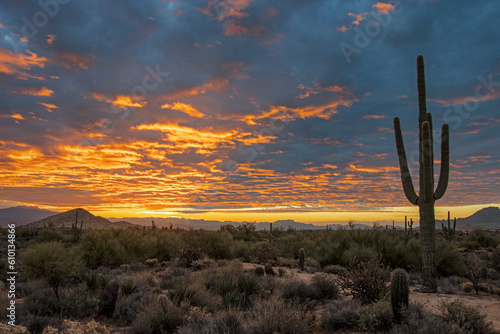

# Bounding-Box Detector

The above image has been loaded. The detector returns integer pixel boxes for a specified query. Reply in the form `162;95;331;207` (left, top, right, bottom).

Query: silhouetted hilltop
0;206;55;228
28;208;135;229
438;207;500;230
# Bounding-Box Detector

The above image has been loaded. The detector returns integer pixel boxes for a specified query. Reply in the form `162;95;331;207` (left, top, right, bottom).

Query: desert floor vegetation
1;225;499;333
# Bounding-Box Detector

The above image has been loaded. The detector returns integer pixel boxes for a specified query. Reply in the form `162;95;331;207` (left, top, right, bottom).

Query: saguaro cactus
442;211;456;241
299;248;305;271
393;55;450;292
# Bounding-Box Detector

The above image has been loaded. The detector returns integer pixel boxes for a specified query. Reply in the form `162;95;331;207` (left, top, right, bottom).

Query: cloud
0;48;48;79
37;102;59;112
372;2;396;15
11;86;54;96
91;93;146;108
161;102;205;117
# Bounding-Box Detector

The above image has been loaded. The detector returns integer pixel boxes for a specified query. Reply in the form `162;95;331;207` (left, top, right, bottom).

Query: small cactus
254;266;265;276
442;211;456;241
390;269;410;323
98;279;120;318
264;264;276;276
299;248;305;271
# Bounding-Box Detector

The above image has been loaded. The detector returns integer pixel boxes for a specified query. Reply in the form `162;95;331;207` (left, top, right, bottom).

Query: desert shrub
169;278;197;306
310;274;340;300
46;320;110;334
59;285;98;318
255;242;279;264
463;253;488;294
460;229;499;250
130;262;148;272
336;257;390;305
436;238;466;277
22;315;61;334
145;258;158;267
248;297;316;334
195;230;233;260
437;276;464;294
176;246;205;268
177;309;247;334
160;267;190;290
33;229;65;243
80;230;132;268
322;264;345;275
24;286;59;316
0;323;29;333
390;303;462;334
344;244;378;263
114;292;155;324
21;242;83;306
120;278;139;296
237;274;263;309
188;287;220;312
83;270;109;291
320;299;360;332
264;264;276;276
357;300;393;332
404;238;422;271
440;300;495;334
130;298;185;334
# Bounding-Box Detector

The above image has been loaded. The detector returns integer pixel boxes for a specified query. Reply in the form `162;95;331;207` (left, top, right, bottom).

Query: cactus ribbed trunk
420;200;436;290
393;55;449;292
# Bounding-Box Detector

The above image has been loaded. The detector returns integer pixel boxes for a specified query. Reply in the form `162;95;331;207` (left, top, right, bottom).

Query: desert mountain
0;206;56;228
438;207;500;230
28;208;135;229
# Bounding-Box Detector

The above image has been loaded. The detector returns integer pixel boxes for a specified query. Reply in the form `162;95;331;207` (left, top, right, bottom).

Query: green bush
343;244;378;264
436;238;466;277
21;242;83;306
80;230;131;268
460;229;499;250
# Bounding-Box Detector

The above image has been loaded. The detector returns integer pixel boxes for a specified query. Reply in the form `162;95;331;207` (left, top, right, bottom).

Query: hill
0;206;55;228
28;208;135;230
438;207;500;230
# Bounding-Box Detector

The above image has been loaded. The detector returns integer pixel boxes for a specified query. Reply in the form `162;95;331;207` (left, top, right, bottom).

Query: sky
0;0;499;224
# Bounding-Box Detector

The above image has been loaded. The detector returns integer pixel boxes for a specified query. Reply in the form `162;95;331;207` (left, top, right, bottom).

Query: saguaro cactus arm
394;117;419;205
434;124;450;200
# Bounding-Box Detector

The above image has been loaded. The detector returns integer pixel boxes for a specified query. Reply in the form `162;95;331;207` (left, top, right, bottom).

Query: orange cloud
91;93;146;108
161;78;229;100
12;86;54;96
11;114;25;120
0;47;48;79
429;90;500;106
372;2;396;14
37;102;59;112
348;12;366;26
161;102;205;117
297;82;344;99
224;21;265;37
199;0;252;20
134;123;236;149
46;34;56;44
58;51;94;70
245;96;358;124
363;114;387;120
336;25;348;33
